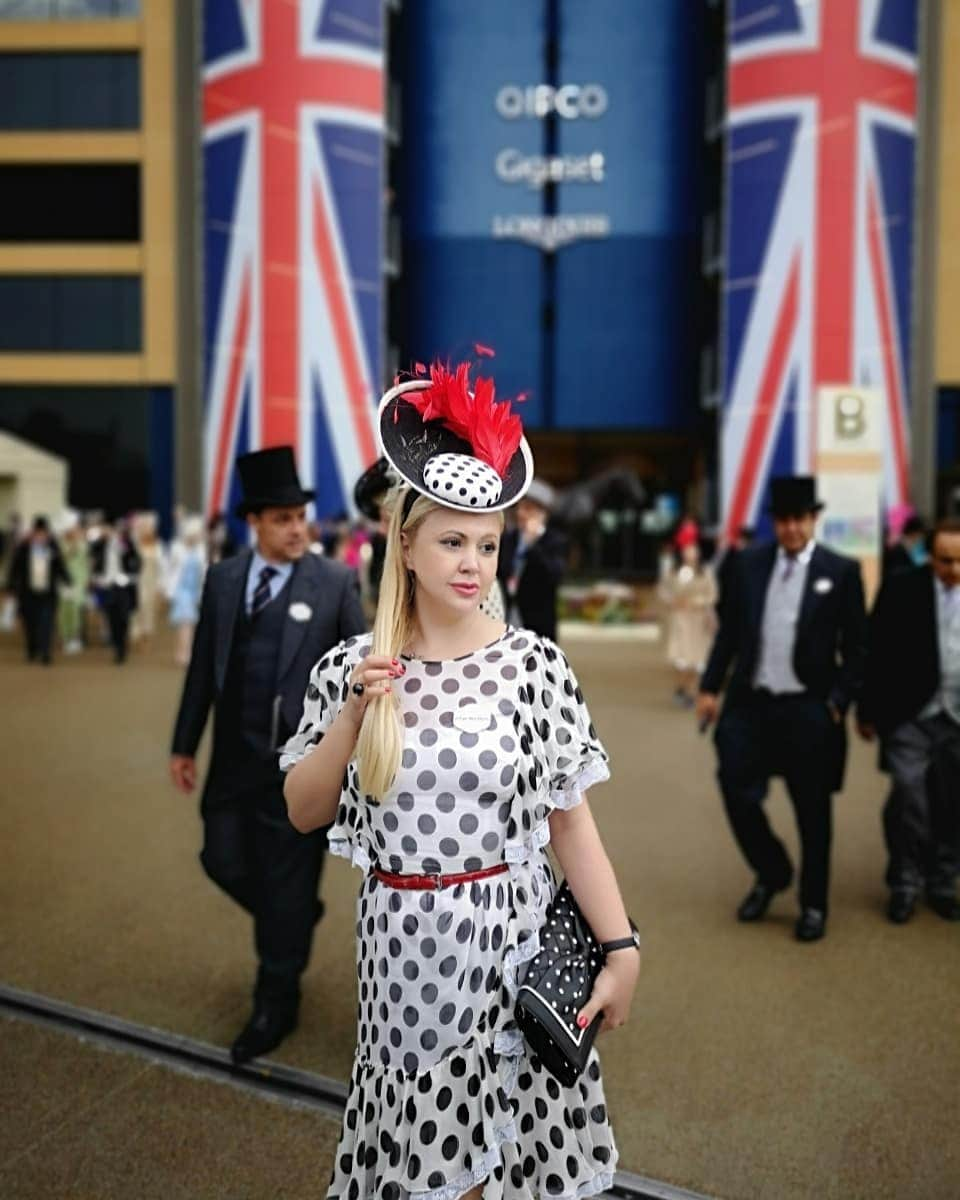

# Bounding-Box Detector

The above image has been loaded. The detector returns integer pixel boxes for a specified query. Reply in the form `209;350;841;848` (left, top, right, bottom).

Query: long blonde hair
355;488;505;800
355;490;436;800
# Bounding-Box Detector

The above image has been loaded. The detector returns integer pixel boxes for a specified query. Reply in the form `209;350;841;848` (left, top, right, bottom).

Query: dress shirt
28;544;51;592
245;550;294;615
753;540;816;694
919;579;960;723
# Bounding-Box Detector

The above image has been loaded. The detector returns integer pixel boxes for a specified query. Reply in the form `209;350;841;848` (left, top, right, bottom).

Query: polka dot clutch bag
515;881;605;1087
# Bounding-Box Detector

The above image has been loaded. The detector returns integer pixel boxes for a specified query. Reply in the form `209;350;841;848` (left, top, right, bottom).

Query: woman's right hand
344;655;404;725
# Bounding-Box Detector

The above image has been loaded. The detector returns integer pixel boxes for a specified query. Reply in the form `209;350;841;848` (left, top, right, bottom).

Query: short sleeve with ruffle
534;636;610;805
500;634;609;860
279;633;375;871
278;636;361;772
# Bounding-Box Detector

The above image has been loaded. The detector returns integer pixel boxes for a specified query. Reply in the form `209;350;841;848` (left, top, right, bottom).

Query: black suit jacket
858;564;940;735
701;542;867;713
497;526;567;641
6;538;70;601
170;549;366;803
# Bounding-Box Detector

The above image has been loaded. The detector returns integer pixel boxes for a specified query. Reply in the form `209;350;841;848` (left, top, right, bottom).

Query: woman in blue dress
168;515;206;666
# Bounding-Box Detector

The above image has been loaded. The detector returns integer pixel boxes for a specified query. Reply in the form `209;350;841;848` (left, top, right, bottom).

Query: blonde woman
131;511;167;647
282;362;640;1200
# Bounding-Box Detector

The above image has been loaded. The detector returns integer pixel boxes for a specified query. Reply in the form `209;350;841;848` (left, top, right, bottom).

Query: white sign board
814;386;884;600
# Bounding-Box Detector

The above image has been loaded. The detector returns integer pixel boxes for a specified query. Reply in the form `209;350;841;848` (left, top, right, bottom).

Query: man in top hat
696;476;867;942
170;447;366;1062
90;517;141;664
6;515;71;664
497;477;567;640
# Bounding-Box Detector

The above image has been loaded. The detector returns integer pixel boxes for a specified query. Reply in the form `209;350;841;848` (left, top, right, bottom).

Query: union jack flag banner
721;0;918;541
202;0;383;525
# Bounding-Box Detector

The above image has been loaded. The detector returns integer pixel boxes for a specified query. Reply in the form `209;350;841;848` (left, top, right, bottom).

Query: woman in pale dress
131;511;167;647
658;541;717;707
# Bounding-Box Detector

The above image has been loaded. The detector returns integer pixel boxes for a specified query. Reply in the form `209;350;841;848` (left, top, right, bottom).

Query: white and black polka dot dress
281;629;618;1200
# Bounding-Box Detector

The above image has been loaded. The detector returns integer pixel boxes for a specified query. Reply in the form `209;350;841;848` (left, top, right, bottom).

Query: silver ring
352;681;365;697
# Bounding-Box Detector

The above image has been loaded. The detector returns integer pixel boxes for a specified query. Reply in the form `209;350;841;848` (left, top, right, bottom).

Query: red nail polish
577;1015;587;1029
388;670;397;678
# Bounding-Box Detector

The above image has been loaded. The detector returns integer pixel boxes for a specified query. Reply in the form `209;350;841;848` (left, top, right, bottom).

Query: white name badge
452;708;495;734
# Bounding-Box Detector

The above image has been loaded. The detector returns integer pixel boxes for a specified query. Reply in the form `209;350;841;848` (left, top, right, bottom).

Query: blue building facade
397;0;704;433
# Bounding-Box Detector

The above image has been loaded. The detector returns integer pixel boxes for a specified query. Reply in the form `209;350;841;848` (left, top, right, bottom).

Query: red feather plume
403;360;523;478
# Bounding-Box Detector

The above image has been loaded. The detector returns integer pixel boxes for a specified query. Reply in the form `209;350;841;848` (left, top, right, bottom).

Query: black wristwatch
600;920;641;956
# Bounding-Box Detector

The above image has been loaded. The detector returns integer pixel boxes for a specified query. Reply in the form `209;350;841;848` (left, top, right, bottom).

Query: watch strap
600;920;640;955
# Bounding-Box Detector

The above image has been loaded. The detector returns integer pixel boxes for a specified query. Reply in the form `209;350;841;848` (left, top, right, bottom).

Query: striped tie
251;565;277;615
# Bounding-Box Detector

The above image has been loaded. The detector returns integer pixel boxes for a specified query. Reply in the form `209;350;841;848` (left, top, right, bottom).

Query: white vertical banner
814;386;884;602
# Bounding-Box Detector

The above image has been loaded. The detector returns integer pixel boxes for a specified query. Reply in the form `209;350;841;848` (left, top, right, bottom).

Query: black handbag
515;880;605;1087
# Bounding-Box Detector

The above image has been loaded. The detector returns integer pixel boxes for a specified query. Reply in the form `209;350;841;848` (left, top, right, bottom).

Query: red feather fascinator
402;360;523;480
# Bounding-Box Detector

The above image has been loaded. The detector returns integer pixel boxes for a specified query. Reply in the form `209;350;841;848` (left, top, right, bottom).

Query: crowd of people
0;503;451;669
692;483;960;940
158;376;951;1200
2;378;958;1196
650;488;959;941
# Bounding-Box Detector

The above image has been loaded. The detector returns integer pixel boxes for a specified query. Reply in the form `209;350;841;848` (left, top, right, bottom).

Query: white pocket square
813;577;833;594
288;601;313;622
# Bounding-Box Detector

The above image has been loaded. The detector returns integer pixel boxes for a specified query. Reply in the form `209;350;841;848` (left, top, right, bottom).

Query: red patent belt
371;863;509;891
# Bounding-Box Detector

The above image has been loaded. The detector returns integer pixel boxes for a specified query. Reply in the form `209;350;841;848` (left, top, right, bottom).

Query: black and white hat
378;361;534;514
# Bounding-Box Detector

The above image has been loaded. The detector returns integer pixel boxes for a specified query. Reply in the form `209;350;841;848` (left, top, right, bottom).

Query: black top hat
353;456;397;522
234;446;315;518
378;363;533;514
768;475;824;517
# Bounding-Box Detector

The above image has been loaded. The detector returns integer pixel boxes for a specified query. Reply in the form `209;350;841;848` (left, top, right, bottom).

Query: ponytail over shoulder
355;490;435;800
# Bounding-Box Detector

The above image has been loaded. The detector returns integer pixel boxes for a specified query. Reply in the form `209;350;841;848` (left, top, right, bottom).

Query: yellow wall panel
0;245;142;274
0;133;141;162
0;20;139;51
0;354;145;384
140;0;176;381
936;0;960;383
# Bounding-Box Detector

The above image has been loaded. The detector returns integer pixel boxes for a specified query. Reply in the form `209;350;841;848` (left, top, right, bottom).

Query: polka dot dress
281;629;618;1200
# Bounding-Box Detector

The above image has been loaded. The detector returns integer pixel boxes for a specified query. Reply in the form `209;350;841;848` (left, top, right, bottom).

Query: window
0;165;140;241
0;53;139;129
0;275;141;351
0;0;139;19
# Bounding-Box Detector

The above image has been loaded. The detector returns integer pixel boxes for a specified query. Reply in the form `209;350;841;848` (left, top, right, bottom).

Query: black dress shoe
927;894;960;922
794;908;826;942
230;1002;298;1065
737;882;785;922
887;891;916;924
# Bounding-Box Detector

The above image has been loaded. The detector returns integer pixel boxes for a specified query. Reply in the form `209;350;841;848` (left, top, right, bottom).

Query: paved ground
0;1017;341;1199
1;626;958;1199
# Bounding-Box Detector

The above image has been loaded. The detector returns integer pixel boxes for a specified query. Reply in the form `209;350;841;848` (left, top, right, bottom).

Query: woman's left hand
576;950;641;1034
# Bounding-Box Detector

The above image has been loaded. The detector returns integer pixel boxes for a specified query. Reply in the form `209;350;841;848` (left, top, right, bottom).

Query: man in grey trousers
858;517;960;923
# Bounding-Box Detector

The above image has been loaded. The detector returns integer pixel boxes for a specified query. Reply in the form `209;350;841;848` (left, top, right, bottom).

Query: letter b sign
835;392;866;441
